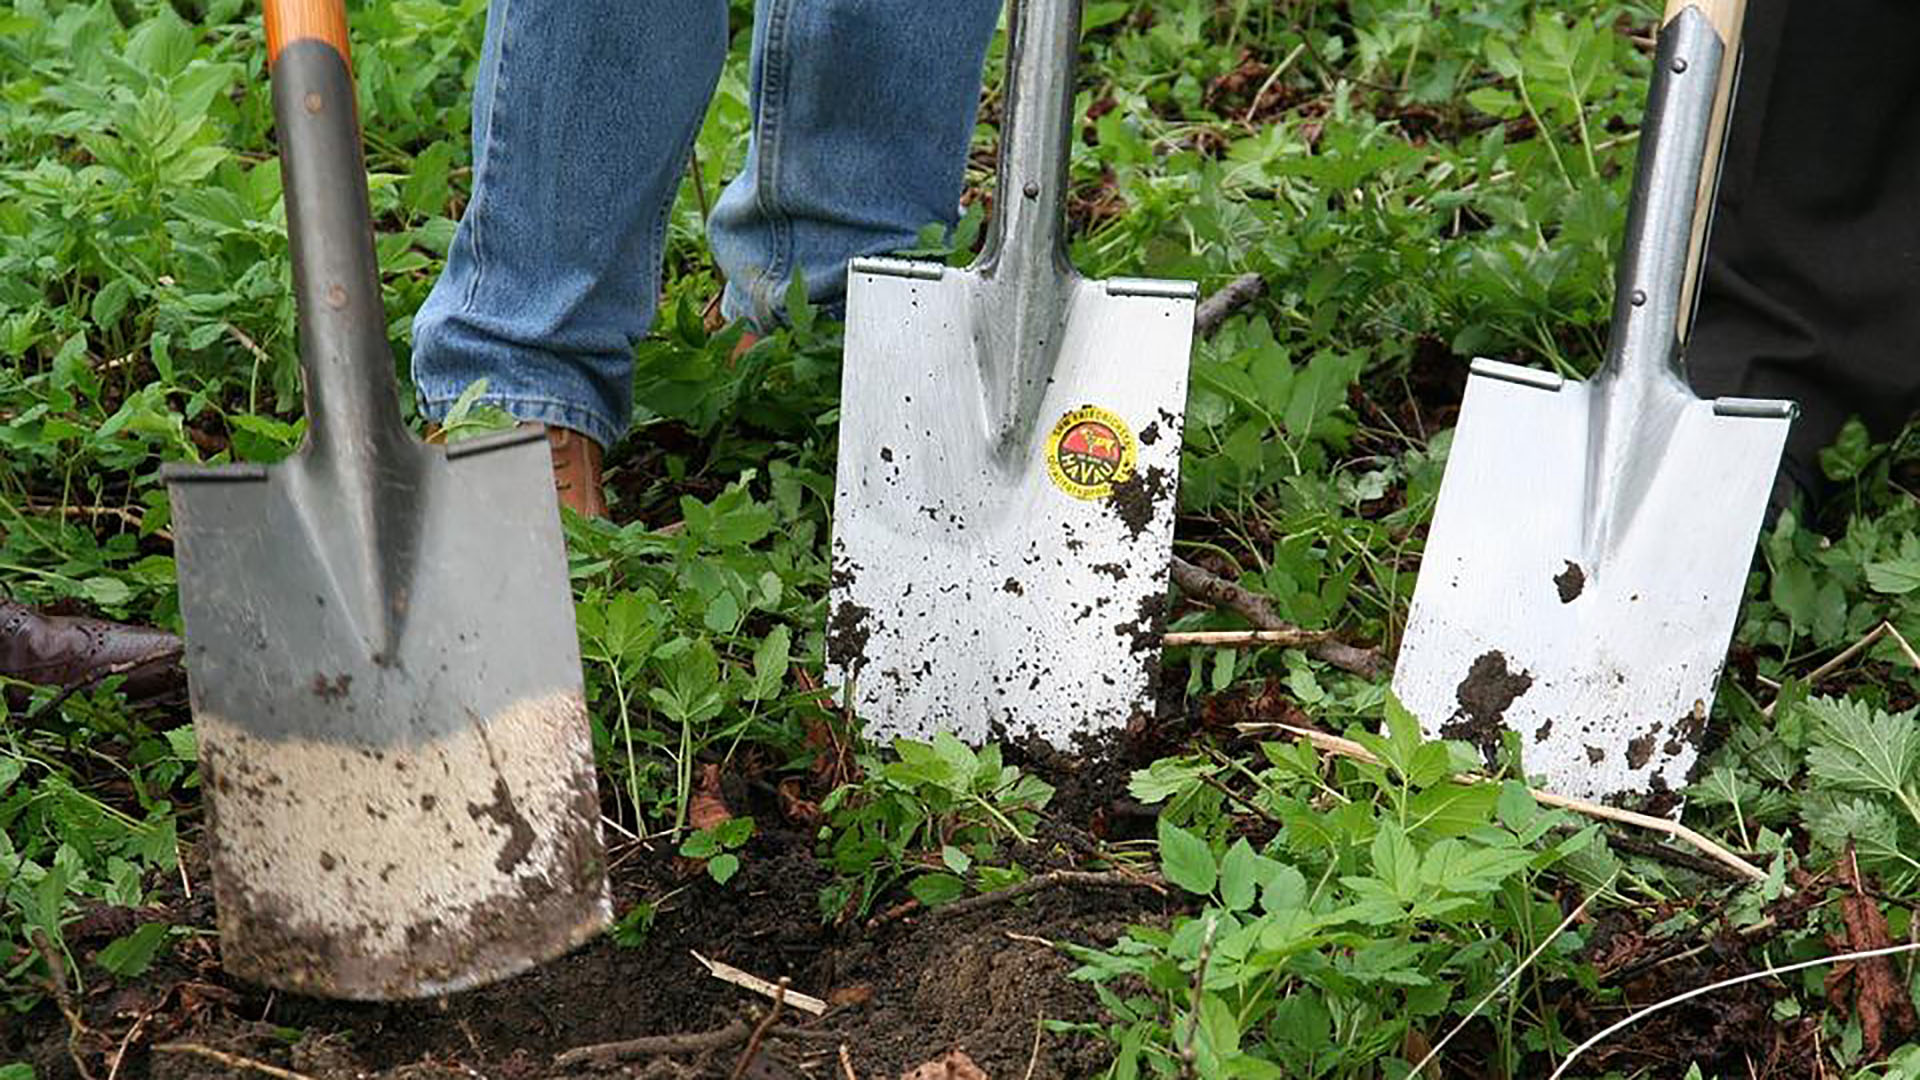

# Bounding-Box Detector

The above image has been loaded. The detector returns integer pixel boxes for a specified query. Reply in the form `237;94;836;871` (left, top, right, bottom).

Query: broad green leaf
1371;820;1420;899
97;922;171;977
747;625;791;701
1865;536;1920;595
1218;838;1260;911
1803;696;1920;799
1158;818;1217;896
909;872;967;907
706;853;740;885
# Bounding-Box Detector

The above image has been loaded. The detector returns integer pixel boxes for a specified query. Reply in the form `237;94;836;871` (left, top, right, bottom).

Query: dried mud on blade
160;2;608;1000
826;0;1195;746
1393;0;1793;803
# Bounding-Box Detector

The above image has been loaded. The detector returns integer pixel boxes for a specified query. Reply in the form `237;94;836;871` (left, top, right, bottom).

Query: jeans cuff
417;391;624;452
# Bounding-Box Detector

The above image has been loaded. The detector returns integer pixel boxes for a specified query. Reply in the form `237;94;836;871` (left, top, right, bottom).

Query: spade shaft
161;0;608;1000
1392;0;1795;802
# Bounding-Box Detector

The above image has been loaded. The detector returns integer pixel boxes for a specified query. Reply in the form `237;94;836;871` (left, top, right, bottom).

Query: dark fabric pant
1689;0;1920;502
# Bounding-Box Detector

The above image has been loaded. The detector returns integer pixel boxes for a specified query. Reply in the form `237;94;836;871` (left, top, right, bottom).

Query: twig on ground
1548;942;1920;1080
1599;831;1755;882
1021;1014;1047;1080
692;951;829;1016
1196;770;1284;828
1193;272;1267;337
33;928;96;1080
1170;557;1385;679
555;1021;754;1068
838;1043;859;1080
24;643;185;727
1005;930;1059;949
1409;881;1610;1078
930;869;1168;921
1764;621;1890;716
1885;621;1920;673
1162;628;1330;649
152;1043;316;1080
1245;722;1772;885
728;980;788;1080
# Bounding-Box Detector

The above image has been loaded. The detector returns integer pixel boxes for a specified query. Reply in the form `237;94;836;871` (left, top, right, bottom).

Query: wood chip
692;951;829;1016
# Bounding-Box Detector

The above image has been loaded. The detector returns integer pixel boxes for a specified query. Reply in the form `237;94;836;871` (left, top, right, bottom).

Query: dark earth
1438;649;1534;766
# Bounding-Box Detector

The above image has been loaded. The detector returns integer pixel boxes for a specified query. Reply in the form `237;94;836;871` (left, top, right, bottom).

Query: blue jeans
410;0;1001;450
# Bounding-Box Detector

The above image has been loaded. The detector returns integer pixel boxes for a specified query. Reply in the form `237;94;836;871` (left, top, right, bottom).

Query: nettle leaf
1370;820;1420;899
909;873;967;907
1218;838;1267;912
1128;757;1208;804
1801;794;1906;868
1803;696;1920;800
1865;535;1920;595
1158;818;1217;896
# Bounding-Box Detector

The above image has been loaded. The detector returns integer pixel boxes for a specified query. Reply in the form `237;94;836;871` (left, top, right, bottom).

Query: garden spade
160;0;608;999
826;0;1196;746
1394;0;1795;802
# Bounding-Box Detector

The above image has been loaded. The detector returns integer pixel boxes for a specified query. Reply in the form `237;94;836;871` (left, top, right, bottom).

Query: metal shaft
976;0;1082;286
270;28;412;463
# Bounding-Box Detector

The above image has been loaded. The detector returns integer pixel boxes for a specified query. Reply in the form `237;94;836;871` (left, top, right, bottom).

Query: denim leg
411;0;729;449
709;0;1001;329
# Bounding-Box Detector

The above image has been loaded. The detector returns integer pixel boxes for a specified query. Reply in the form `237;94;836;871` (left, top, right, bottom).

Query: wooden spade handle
1667;0;1747;341
265;0;351;68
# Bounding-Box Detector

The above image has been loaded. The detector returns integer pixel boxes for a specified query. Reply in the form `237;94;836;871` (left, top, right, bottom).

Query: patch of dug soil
20;753;1171;1080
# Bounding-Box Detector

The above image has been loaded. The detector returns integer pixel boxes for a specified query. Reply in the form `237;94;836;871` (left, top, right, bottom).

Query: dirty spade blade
827;262;1193;746
165;430;609;999
159;4;607;1000
1392;362;1788;800
1392;1;1792;802
826;0;1194;746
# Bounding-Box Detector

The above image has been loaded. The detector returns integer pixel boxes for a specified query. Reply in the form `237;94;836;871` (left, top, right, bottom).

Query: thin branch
554;1021;753;1068
1764;621;1889;716
1162;628;1330;649
1193;272;1267;338
1170;557;1386;679
152;1044;316;1080
728;980;788;1080
692;951;829;1015
1244;722;1772;884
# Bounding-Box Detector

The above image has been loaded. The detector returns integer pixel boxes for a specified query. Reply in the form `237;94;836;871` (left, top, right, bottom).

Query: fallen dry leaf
688;762;732;832
1824;856;1916;1058
898;1049;988;1080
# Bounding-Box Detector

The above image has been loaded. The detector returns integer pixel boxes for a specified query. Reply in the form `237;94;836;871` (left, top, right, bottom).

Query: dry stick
152;1044;318;1080
32;928;96;1080
728;980;789;1080
692;951;830;1016
1193;272;1267;338
1169;557;1386;679
1885;620;1920;672
1763;621;1890;717
1547;942;1920;1080
554;1020;754;1068
1248;722;1771;884
1407;882;1609;1079
1162;628;1330;649
1021;1014;1047;1080
838;1043;860;1080
929;869;1169;921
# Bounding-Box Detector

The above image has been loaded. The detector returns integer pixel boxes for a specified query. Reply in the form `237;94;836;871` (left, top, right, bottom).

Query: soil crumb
1554;561;1585;603
1439;651;1533;765
1105;465;1170;540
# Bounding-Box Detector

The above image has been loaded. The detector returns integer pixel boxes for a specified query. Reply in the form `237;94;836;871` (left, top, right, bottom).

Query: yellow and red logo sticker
1045;406;1137;500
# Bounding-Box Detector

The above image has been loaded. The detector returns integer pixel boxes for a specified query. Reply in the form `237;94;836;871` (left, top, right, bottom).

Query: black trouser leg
1689;0;1920;507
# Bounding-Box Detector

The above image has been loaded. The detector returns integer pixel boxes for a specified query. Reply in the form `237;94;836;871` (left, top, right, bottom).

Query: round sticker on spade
1045;406;1138;500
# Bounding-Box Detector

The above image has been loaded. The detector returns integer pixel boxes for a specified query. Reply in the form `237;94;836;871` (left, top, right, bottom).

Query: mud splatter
1586;745;1605;763
826;598;874;672
1626;725;1660;770
311;673;352;702
1139;421;1160;446
1439;650;1533;765
1106;465;1171;540
880;446;894;462
1534;720;1553;743
1003;578;1024;596
1114;591;1169;658
468;778;536;874
1090;562;1127;581
1554;561;1585;603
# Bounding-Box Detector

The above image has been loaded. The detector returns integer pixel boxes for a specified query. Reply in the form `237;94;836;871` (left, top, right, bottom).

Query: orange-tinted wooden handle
265;0;351;67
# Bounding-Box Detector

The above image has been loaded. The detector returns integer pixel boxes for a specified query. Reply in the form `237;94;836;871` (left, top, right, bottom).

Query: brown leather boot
543;424;608;520
1;599;185;711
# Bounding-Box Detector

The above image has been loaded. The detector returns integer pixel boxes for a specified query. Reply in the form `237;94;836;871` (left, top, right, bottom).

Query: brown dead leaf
778;777;822;826
898;1050;988;1080
1824;856;1916;1058
827;983;874;1008
688;762;732;832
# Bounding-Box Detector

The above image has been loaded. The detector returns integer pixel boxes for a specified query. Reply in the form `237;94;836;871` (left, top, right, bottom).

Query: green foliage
816;735;1053;920
1076;699;1599;1077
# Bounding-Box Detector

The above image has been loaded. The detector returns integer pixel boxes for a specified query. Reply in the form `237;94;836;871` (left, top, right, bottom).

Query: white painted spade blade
826;260;1194;747
1392;360;1790;801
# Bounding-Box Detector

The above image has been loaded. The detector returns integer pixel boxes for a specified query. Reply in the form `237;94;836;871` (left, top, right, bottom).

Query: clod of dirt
1105;465;1170;540
1554;561;1585;603
1439;651;1533;765
1625;725;1662;770
900;1050;990;1080
826;598;874;671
